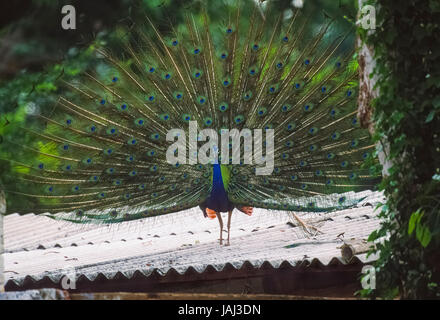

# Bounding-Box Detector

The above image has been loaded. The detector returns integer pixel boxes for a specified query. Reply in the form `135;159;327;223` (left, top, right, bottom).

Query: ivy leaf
425;110;436;123
416;225;432;248
408;209;423;235
368;229;378;242
408;213;417;235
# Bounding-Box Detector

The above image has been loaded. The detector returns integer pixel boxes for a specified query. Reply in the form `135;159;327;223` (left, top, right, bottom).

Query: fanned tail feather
1;1;381;223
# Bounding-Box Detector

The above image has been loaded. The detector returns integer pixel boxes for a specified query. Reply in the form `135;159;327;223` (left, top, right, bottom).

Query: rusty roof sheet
2;191;384;288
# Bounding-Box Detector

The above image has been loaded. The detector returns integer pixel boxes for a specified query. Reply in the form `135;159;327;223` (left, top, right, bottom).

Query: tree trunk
357;0;392;177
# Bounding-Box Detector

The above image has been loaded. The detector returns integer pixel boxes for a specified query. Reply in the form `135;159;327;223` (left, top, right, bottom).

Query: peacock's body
1;1;380;238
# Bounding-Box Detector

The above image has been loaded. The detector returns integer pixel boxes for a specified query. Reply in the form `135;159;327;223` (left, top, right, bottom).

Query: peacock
1;0;380;245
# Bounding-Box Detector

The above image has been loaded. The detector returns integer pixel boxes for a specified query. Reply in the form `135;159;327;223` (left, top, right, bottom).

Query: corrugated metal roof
3;191;384;288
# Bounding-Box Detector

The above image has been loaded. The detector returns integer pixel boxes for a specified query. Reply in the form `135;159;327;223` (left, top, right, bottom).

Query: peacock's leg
216;212;224;245
226;210;233;246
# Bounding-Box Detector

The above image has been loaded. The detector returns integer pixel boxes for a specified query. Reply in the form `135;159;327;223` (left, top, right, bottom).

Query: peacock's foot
225;240;230;246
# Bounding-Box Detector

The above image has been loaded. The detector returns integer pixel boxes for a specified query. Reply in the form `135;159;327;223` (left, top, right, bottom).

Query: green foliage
408;209;432;248
359;0;440;299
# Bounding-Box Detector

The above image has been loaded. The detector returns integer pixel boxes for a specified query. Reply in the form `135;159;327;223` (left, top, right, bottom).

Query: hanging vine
358;0;440;299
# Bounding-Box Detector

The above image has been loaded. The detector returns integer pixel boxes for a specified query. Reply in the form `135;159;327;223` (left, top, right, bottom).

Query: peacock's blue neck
212;163;224;193
205;163;231;212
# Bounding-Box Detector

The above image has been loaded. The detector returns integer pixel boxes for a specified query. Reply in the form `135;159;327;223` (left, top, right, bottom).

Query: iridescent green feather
1;0;380;223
